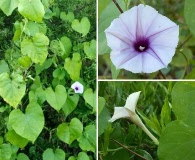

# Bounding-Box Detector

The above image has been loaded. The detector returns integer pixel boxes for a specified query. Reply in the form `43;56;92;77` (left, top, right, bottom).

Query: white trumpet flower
109;91;159;145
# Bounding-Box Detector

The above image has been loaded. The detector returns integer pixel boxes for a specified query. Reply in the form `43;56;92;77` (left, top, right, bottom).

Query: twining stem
111;139;148;160
112;0;123;13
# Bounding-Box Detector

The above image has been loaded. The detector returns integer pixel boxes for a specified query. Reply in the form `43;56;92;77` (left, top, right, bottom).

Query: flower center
75;87;79;91
134;39;149;52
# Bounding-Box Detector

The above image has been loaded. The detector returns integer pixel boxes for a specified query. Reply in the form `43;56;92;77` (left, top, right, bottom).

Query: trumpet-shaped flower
71;81;84;94
105;4;179;73
109;91;159;145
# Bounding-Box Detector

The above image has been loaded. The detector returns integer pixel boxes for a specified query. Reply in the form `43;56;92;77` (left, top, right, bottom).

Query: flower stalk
130;114;159;145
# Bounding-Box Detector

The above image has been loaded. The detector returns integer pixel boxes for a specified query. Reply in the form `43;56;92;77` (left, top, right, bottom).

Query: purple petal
114;52;143;73
118;6;138;39
145;13;178;38
110;49;139;69
142;51;166;73
136;5;159;37
149;26;179;48
149;46;176;65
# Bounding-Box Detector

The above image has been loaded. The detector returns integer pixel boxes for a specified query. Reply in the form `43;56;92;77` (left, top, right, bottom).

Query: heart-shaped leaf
71;17;90;37
0;60;10;74
158;120;195;160
0;144;12;160
57;118;83;144
21;33;49;64
77;152;90;160
64;53;82;81
5;130;28;148
84;39;96;60
42;148;65;160
172;82;195;128
18;0;45;22
98;96;105;115
78;125;96;153
0;0;18;16
18;56;31;68
60;11;74;22
0;73;26;108
60;36;72;58
9;102;44;143
45;85;67;112
62;94;79;116
83;88;96;112
17;153;30;160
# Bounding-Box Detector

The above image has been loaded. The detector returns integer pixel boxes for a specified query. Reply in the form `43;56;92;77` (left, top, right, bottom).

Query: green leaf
18;0;45;22
98;1;125;55
158;120;195;160
53;68;66;80
0;60;10;74
9;102;44;143
78;125;96;153
98;107;110;136
0;0;18;16
83;88;96;112
71;17;90;37
68;156;76;160
160;97;171;129
18;56;31;68
61;36;72;58
98;96;105;115
17;153;30;160
0;73;26;108
111;62;120;79
185;68;195;79
136;149;153;160
77;152;90;160
184;0;195;35
172;82;195;128
6;130;29;148
60;11;75;22
50;40;65;56
84;39;96;60
35;58;53;75
45;85;67;112
57;118;83;145
62;94;79;117
171;48;192;67
98;0;111;17
42;148;65;160
24;21;40;36
21;33;49;64
64;53;82;81
0;144;12;160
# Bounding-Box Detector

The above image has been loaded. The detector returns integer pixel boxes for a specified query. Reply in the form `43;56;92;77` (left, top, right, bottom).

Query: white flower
71;81;84;94
105;4;179;73
109;91;159;145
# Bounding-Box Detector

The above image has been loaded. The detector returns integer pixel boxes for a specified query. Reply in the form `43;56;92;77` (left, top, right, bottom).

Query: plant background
98;0;195;79
0;0;96;160
98;81;195;160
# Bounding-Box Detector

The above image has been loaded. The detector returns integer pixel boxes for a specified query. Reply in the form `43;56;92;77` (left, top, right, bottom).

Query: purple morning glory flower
71;81;84;94
105;4;179;73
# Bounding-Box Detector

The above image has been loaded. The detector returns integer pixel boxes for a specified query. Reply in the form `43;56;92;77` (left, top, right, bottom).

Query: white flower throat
139;46;145;51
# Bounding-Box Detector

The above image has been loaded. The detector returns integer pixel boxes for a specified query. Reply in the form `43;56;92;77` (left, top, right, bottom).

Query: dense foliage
0;0;96;160
98;81;195;160
98;0;195;79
